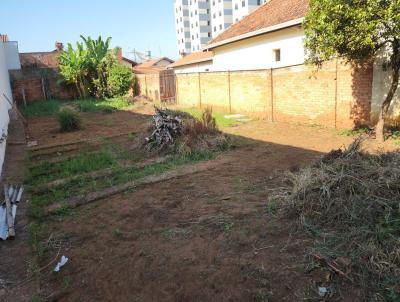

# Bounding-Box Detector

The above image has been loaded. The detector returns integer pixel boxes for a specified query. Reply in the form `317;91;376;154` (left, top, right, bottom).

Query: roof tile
209;0;309;45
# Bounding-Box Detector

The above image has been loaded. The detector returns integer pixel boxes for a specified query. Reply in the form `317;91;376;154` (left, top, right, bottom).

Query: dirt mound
279;140;400;300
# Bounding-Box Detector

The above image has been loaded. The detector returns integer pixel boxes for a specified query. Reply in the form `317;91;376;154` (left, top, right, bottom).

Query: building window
208;32;211;37
235;3;238;9
242;1;245;7
219;24;222;30
273;49;281;62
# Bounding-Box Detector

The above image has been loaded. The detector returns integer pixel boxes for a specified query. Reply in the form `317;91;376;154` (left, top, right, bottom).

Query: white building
188;0;212;53
210;0;233;37
175;0;191;56
174;0;266;56
232;0;267;22
0;34;21;179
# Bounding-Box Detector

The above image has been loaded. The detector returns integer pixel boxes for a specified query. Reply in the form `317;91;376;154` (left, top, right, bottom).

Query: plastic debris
54;255;69;272
0;205;16;240
318;286;328;297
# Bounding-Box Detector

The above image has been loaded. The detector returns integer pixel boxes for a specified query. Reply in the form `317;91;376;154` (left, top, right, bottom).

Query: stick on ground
4;185;15;238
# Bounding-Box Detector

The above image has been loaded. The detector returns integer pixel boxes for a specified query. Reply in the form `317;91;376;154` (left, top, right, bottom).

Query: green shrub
107;63;134;97
57;108;82;132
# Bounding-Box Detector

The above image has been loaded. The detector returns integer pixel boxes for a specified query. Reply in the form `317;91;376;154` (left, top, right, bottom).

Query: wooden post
198;72;202;108
4;185;15;239
41;77;47;100
270;68;274;122
334;58;339;128
144;76;148;97
175;74;179;105
228;71;232;113
21;88;26;107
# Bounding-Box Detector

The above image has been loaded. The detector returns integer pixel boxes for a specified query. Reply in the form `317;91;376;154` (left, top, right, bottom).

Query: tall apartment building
232;0;267;22
210;0;233;37
175;0;191;55
174;0;266;56
188;0;212;53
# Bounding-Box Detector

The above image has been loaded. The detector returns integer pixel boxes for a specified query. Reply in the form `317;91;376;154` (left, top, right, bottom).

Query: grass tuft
57;108;83;132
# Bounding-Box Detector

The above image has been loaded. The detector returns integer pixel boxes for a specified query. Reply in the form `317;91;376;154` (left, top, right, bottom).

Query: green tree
81;35;112;98
304;0;400;141
107;63;134;97
58;42;89;98
59;35;134;99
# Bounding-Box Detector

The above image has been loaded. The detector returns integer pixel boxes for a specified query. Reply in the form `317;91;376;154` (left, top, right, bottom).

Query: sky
0;0;178;60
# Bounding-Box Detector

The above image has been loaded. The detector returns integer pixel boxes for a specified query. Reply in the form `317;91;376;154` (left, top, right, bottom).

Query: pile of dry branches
145;107;229;154
278;139;400;299
145;107;184;150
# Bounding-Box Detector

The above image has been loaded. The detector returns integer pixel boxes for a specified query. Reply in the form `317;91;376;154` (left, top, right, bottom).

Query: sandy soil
2;102;395;301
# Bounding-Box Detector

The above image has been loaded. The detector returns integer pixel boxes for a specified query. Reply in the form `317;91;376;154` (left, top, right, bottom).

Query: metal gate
159;70;176;104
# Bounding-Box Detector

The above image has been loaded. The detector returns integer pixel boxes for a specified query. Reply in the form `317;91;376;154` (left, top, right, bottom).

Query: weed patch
274;140;400;299
28;151;214;219
178;107;237;128
21;97;131;118
337;126;371;137
27;149;116;185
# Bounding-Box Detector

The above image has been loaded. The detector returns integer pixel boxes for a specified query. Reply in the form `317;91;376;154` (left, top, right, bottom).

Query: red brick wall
175;59;374;129
10;69;77;103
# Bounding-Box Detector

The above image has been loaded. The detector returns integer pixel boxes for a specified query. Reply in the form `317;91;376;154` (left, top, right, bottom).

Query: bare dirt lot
1;101;397;302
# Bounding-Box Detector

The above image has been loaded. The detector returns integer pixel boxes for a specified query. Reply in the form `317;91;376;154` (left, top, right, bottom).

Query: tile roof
133;66;165;75
208;0;309;48
138;57;174;68
169;51;213;68
19;51;60;69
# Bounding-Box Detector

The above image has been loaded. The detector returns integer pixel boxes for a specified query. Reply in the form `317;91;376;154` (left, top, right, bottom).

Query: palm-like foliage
80;35;113;98
58;35;133;99
58;42;89;98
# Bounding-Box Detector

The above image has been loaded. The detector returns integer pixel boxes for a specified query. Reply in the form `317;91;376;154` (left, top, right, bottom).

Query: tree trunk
376;64;400;142
75;82;83;99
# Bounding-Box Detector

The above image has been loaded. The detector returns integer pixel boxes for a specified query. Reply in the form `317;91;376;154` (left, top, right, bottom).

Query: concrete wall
176;60;373;128
136;73;161;102
0;41;20;178
212;27;305;71
372;48;400;124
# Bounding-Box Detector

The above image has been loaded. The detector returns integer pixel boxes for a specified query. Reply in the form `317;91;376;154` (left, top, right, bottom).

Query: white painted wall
0;40;20;179
0;42;12;179
372;47;400;123
211;26;305;71
4;42;21;70
174;60;214;73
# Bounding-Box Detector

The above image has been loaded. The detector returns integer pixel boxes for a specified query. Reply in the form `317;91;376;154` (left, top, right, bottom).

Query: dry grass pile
146;107;230;155
279;140;400;300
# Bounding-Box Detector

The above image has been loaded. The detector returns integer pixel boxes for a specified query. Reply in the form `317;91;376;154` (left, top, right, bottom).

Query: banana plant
80;35;112;97
59;42;90;98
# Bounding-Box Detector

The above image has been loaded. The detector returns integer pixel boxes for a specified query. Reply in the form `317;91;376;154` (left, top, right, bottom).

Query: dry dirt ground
1;102;397;302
